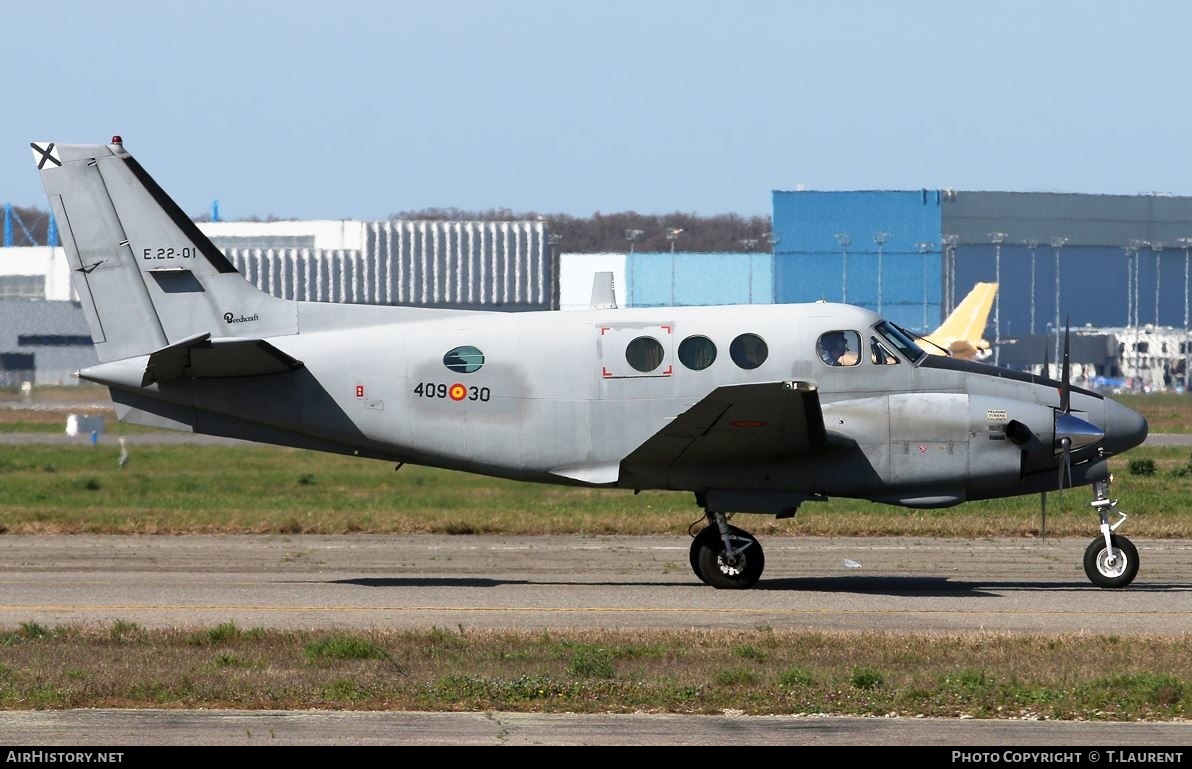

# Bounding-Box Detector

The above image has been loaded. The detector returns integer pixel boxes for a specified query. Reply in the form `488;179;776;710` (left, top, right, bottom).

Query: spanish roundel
449;383;467;401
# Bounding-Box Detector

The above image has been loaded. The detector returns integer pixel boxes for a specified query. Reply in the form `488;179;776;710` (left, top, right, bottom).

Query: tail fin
922;281;997;359
32;138;295;363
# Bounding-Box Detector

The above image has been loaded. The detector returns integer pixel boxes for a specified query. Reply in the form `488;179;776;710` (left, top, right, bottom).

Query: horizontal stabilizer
144;334;303;385
80;334;303;389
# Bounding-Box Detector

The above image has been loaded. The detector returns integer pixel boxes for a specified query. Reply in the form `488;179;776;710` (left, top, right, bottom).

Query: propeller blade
1059;316;1071;413
1063;433;1072;488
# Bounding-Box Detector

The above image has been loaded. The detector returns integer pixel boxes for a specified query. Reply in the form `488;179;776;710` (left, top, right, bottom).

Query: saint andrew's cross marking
30;143;61;169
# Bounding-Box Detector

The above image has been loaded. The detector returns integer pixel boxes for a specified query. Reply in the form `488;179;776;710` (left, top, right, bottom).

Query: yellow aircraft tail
922;282;997;359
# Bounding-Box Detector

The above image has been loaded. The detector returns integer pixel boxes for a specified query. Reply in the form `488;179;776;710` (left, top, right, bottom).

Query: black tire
1083;534;1139;588
692;524;764;589
689;526;717;584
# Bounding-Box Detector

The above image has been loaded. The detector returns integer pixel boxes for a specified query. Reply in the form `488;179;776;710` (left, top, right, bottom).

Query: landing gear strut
689;512;765;589
1083;477;1138;588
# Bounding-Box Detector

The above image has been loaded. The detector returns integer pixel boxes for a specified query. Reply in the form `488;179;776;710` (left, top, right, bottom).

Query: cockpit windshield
875;320;927;365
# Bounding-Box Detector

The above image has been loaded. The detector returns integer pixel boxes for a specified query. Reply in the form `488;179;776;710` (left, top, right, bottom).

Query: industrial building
772;188;1192;337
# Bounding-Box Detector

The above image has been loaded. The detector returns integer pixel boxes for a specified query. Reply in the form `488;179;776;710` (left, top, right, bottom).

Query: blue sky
4;1;1192;221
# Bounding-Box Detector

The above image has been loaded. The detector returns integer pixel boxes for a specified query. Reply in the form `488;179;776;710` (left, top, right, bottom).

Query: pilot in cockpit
818;331;851;366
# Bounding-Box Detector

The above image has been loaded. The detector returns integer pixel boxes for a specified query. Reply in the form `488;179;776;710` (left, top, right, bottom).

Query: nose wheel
1083;477;1139;588
1083;535;1138;588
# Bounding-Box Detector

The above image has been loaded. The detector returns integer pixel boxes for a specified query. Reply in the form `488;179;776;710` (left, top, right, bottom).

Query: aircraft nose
1102;398;1148;454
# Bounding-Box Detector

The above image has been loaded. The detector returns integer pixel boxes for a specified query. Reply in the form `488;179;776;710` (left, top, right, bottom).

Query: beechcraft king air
32;137;1150;589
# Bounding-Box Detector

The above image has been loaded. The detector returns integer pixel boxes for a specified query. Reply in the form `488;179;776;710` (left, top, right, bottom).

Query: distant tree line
6;204;773;253
391;208;774;253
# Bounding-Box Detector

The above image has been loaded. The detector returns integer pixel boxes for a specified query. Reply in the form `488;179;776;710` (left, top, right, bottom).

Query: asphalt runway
1;534;1190;634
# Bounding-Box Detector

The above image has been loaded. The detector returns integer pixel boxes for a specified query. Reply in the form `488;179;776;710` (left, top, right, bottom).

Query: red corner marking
662;365;672;376
661;325;672;334
602;367;613;378
600;327;610;335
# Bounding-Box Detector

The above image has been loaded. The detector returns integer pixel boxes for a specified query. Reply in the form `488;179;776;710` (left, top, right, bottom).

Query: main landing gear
689;512;765;589
688;478;1139;589
1083;477;1139;588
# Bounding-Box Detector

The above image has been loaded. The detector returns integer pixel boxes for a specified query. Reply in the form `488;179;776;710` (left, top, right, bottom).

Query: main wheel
689;526;716;584
692;524;764;589
1083;534;1139;588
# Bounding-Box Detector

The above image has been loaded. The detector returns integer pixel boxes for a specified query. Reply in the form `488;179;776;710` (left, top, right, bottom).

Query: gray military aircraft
32;137;1150;589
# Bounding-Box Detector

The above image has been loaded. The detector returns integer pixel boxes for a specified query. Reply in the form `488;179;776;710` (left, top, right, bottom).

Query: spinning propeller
1023;320;1106;539
1052;318;1105;490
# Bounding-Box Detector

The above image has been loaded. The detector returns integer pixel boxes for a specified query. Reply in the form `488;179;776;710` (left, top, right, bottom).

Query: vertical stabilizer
590;271;618;310
922;282;997;359
32;138;295;363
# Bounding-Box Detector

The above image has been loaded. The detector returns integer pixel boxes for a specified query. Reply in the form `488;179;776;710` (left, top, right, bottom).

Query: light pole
989;232;1008;366
874;231;890;314
835;233;851;303
942;234;959;315
1181;236;1192;391
1152;241;1165;326
666;227;683;254
1128;239;1149;328
625;228;643;254
1025;239;1038;334
916;241;935;331
1177;237;1192;330
1123;245;1135;329
547;233;563;310
1051;236;1068;362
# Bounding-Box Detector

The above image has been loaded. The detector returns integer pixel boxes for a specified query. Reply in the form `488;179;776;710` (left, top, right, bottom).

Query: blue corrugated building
771;190;942;331
772;189;1192;342
626;252;773;308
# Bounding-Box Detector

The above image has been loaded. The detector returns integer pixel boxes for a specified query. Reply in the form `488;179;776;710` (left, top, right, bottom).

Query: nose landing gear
1083;477;1139;588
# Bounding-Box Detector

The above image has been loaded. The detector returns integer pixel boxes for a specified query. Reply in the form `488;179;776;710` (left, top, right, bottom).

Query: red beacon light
111;135;123;145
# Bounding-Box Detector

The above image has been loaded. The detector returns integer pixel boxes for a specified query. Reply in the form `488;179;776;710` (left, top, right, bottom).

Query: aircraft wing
623;380;827;469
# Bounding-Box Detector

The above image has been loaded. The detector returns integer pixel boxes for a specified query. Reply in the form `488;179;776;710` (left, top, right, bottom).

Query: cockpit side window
875;321;927;364
871;337;900;365
817;330;861;367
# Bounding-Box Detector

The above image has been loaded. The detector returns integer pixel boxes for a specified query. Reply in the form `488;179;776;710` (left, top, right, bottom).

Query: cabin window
817;330;861;366
443;345;485;373
870;337;900;365
730;333;768;369
626;336;665;372
678;335;717;370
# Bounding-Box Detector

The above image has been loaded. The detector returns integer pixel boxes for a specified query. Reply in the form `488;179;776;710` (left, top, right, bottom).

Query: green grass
1113;392;1192;434
0;623;1186;719
0;442;1188;537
